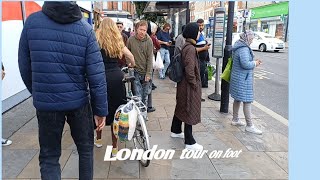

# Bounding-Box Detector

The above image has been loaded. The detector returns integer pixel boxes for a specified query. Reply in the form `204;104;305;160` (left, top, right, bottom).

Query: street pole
220;1;235;113
284;13;289;42
208;1;224;101
186;2;190;24
242;1;248;32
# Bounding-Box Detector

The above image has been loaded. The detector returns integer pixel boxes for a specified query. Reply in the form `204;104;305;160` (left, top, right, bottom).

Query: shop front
249;1;288;41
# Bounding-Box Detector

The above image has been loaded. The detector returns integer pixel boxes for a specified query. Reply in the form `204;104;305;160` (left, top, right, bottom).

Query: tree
134;2;166;26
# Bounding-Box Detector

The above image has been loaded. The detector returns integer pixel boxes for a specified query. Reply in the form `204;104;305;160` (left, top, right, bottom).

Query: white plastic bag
113;100;138;141
152;54;156;69
154;51;164;70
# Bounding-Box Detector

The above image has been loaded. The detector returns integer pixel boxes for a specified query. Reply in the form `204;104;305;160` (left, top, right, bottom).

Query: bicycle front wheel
133;114;150;167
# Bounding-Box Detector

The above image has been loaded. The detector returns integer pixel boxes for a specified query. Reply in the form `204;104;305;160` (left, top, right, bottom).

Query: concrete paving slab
213;132;249;152
18;116;38;133
2;149;38;178
93;148;111;178
2;98;36;138
233;132;288;152
61;150;80;179
148;131;185;150
266;152;288;173
146;118;162;131
201;118;241;132
17;150;72;179
140;150;220;179
152;99;176;107
201;107;217;118
147;106;168;118
7;132;39;150
108;159;139;179
257;116;288;137
210;152;288;179
192;131;232;152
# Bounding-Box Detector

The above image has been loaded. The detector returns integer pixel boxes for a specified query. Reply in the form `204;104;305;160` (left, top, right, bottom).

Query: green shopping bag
207;64;216;80
221;57;233;83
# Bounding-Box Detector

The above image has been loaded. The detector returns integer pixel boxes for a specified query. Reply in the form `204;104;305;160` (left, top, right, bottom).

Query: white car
232;32;285;52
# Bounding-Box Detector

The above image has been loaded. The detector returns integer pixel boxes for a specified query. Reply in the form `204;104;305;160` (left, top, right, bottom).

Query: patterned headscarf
239;30;254;46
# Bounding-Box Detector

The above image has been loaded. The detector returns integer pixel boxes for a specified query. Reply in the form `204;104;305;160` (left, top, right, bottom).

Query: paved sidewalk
2;76;288;179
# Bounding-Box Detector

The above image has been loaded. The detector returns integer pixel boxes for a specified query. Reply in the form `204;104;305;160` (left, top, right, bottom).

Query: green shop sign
251;1;288;19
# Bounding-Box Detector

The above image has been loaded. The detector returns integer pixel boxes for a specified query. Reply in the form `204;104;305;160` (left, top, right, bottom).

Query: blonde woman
95;18;135;156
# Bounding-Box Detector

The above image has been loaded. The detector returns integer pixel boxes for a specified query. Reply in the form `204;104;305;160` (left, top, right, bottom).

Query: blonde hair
96;18;124;59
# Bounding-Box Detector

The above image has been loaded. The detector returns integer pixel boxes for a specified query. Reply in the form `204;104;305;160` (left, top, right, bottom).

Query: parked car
232;32;285;52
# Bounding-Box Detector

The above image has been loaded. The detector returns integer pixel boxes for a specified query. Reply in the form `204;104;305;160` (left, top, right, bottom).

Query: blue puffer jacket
18;2;108;116
230;40;256;103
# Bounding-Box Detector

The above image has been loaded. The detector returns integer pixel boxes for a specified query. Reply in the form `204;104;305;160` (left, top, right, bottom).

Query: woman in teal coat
230;30;262;135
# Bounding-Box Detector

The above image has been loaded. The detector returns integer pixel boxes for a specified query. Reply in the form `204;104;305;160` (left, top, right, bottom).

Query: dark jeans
133;71;152;107
171;115;196;145
199;60;208;87
37;103;94;180
147;70;154;108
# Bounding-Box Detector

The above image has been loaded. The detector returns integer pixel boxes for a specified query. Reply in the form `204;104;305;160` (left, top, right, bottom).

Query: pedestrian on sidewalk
116;21;129;68
94;18;135;155
146;21;160;113
230;30;263;135
2;63;12;147
196;19;211;89
157;23;172;79
170;22;203;151
18;2;108;179
127;20;153;108
173;25;186;88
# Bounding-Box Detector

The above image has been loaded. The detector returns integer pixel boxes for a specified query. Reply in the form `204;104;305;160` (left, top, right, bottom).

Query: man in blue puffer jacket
18;2;107;179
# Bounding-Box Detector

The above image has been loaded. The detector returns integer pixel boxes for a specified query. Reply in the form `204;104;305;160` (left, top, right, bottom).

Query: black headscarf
182;22;199;41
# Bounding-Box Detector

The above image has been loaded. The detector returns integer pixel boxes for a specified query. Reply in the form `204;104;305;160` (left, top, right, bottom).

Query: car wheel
259;44;266;52
274;50;279;52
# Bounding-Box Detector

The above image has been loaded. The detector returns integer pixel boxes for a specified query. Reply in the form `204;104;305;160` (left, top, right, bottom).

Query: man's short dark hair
116;21;123;25
197;19;204;24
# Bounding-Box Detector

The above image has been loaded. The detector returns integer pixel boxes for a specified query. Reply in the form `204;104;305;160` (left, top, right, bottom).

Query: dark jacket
18;2;108;116
174;40;202;125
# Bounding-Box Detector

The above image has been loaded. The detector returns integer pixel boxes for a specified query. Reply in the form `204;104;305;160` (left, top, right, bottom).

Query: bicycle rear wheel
133;114;150;167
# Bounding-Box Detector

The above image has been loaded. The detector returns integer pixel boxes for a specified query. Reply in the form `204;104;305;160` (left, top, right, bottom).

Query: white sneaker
231;120;246;126
185;143;203;151
170;132;184;139
245;125;262;135
94;138;103;148
2;138;12;146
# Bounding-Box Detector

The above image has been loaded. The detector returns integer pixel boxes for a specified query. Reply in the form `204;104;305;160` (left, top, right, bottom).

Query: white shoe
2;138;12;146
245;125;262;135
94;138;103;148
170;132;184;139
231;120;246;126
185;143;203;151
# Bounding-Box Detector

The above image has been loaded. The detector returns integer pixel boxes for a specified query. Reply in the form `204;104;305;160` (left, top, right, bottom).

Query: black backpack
168;44;191;83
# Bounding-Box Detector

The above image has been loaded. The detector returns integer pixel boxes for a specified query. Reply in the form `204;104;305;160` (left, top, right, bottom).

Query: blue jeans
133;71;151;107
159;48;170;78
37;103;94;180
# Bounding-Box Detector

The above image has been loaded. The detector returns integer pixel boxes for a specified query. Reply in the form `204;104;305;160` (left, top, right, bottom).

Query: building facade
102;1;135;31
248;1;289;41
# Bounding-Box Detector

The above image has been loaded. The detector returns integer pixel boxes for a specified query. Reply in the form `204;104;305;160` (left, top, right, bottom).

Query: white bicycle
121;67;151;167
